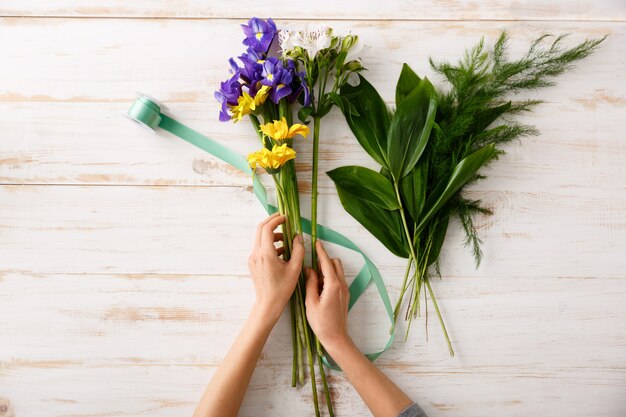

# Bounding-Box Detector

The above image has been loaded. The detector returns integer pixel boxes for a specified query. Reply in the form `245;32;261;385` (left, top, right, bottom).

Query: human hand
304;240;352;353
248;213;305;325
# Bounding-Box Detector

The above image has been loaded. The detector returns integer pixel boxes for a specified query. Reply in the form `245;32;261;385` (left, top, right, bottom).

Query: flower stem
393;256;413;327
425;276;454;356
309;114;334;416
393;181;454;355
310;116;321;267
296;280;320;417
289;296;297;387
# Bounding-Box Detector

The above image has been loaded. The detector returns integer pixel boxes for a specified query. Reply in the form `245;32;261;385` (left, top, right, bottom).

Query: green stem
296;280;320;417
393;256;413;326
316;337;334;417
393;181;454;355
310;116;321;268
249;114;262;141
275;175;299;385
281;158;322;415
289;296;297;387
307;110;334;416
425;278;454;356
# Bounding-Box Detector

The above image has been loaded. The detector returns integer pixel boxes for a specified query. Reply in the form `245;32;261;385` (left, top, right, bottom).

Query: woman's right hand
304;240;352;352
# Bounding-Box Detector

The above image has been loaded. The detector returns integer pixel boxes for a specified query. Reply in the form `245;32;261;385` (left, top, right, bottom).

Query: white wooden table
1;2;625;416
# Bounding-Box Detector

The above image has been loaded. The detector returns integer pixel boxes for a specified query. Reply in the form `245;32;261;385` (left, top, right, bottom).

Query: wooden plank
2;11;626;417
1;0;625;21
1;272;625;416
0;19;623;191
0;18;619;104
1;102;625;195
1;185;624;278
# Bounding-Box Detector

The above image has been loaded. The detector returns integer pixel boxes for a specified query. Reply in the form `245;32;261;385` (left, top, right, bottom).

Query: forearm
326;338;413;417
193;304;276;417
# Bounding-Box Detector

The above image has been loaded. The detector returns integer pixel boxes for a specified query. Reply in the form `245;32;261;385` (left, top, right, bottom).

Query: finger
315;240;337;283
287;234;305;272
261;215;286;253
332;258;346;285
305;267;320;307
255;212;280;249
274;232;283;242
276;246;285;257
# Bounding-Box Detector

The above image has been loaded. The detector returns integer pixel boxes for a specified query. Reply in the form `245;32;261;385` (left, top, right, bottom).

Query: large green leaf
331;175;409;259
395;63;422;108
400;160;428;222
339;75;390;168
327;166;399;210
416;143;497;234
427;214;450;266
386;77;437;180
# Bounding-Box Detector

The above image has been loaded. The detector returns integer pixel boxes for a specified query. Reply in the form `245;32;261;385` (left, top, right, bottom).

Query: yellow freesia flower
259;117;310;141
230;85;271;122
254;85;270;105
247;143;296;174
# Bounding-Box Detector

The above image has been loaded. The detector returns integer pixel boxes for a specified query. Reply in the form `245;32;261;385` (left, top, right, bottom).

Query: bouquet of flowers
328;32;605;355
215;17;366;416
127;14;606;415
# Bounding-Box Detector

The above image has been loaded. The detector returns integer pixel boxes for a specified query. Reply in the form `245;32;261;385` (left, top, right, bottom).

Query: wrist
321;333;355;358
250;302;281;329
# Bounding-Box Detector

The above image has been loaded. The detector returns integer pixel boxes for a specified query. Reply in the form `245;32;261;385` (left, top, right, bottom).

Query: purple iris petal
215;70;242;122
261;57;291;87
270;83;293;103
241;17;277;54
237;48;264;85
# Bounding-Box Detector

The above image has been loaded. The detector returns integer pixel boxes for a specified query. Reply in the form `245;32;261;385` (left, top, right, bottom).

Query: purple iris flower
214;70;242;122
291;70;312;106
236;48;264;86
260;57;294;103
241;17;277;54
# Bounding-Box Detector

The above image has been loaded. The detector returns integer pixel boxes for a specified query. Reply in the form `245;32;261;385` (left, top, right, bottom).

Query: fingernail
295;234;302;243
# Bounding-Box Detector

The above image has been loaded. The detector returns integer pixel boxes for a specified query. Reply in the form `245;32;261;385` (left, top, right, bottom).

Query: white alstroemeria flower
292;25;333;60
278;29;297;56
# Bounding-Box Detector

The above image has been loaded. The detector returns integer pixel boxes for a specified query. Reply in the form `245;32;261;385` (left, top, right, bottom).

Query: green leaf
427;215;450;266
395;63;422;108
380;167;393;182
333;182;409;259
416;143;497;233
335;50;348;70
471;101;511;133
386;77;437;180
297;106;313;125
327;92;359;117
327;166;400;210
400;160;428;222
339;75;390;168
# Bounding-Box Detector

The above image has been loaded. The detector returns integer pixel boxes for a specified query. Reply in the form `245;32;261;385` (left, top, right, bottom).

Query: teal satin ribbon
126;96;395;369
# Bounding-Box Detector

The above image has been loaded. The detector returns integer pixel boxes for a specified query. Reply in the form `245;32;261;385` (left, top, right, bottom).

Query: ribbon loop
126;95;395;370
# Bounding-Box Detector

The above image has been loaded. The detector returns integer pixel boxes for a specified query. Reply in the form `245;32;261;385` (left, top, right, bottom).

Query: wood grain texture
1;3;626;417
1;0;625;21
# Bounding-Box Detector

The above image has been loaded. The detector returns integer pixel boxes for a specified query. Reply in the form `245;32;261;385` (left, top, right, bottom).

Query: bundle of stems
248;101;329;416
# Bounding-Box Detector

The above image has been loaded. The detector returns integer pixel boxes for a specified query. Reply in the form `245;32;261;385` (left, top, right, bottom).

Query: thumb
288;234;305;271
305;267;319;307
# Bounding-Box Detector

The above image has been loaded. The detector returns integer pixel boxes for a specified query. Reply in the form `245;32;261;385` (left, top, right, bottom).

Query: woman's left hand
248;212;305;324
